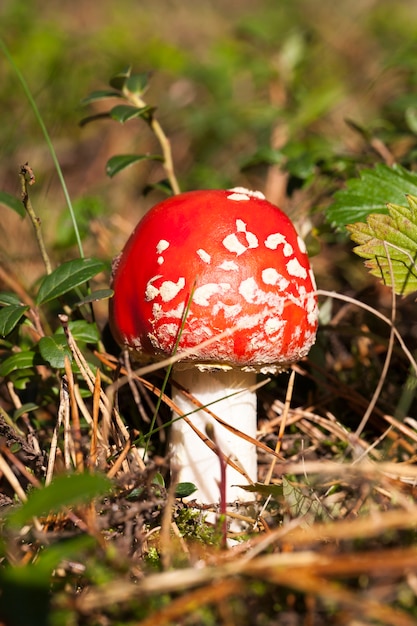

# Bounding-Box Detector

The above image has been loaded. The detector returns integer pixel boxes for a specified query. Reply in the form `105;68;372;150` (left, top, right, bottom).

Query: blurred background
1;0;417;317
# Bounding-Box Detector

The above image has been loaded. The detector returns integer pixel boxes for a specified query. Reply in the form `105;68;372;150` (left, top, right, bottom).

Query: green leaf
106;154;163;178
125;72;149;96
80;89;120;106
74;288;114;307
0;535;94;626
79;112;111;127
8;472;112;527
175;482;198;498
38;336;72;369
143;179;175;197
0;304;29;337
327;164;417;229
0;191;25;217
0;292;22;306
54;319;100;344
152;472;165;488
36;258;105;305
13;403;39;420
109;66;131;90
0;351;35;377
109;104;155;123
239;482;283;498
347;194;417;295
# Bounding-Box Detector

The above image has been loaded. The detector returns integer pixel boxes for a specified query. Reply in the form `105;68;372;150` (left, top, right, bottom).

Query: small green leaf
8;472;112;527
80;89;120;106
405;106;417;135
38;336;72;369
125;72;149;96
13;403;39;420
36;258;105;305
74;288;114;307
106;154;163;178
79;112;111;127
54;320;100;344
109;104;155;124
347;194;417;295
0;351;35;377
0;304;29;337
239;482;283;498
327;164;417;229
0;191;25;217
0;292;22;306
175;482;198;498
109;66;131;90
152;472;165;487
143;179;175;197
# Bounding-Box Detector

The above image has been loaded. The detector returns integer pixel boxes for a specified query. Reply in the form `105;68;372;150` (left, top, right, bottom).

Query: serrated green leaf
38;336;72;369
0;304;29;337
36;258;105;305
8;472;112;527
106;154;163;178
109;104;154;123
54;320;100;344
347;194;417;295
327;164;417;228
80;89;120;106
0;351;35;377
0;191;25;217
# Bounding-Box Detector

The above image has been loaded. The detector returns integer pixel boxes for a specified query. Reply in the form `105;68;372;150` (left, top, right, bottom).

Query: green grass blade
0;38;85;258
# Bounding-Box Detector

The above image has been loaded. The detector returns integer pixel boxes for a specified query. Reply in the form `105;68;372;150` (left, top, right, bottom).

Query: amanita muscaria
109;188;318;507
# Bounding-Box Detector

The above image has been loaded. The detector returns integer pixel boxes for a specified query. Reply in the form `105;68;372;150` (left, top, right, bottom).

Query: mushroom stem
171;367;257;506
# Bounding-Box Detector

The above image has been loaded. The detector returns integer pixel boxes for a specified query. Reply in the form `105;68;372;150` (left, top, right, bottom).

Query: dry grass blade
354;241;397;437
136;579;242;626
171;374;281;459
266;570;416;626
64;356;84;472
264;368;295;485
316;289;417;376
45;377;69;485
98;350;282;463
0;451;28;503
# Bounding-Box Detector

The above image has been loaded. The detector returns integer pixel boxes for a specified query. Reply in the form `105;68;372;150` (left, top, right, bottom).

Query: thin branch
19;164;52;275
123;86;181;195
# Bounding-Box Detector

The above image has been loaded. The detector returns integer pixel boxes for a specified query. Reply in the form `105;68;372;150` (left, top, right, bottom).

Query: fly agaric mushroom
110;188;318;509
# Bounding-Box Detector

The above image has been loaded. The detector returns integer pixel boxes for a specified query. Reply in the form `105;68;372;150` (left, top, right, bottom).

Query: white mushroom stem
170;367;257;506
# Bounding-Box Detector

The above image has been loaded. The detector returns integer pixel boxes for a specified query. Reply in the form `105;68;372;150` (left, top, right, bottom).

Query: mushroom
109;188;318;510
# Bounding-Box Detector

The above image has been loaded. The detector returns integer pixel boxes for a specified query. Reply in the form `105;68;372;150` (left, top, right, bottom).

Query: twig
316;289;417;376
46;377;69;485
123;86;181;195
264;368;295;485
19;163;52;275
205;423;228;548
354;241;396;437
64;356;84;471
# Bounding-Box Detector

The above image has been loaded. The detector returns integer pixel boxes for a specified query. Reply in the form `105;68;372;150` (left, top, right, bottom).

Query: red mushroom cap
110;188;318;373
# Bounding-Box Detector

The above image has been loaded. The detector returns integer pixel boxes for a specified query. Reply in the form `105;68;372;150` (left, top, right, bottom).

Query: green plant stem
19;166;52;275
0;38;85;258
124;87;181;195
